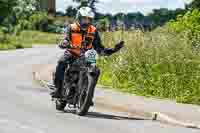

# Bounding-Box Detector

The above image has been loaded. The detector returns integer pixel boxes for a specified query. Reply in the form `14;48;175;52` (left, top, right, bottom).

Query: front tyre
76;73;97;116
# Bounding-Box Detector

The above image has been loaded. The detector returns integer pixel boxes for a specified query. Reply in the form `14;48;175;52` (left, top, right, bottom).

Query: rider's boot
50;88;61;98
51;80;62;98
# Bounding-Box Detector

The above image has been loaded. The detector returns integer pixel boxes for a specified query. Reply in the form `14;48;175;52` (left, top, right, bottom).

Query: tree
13;0;38;18
189;0;200;10
105;13;113;21
95;12;105;20
88;0;98;13
72;0;98;12
97;18;109;31
113;13;126;21
0;0;17;18
0;0;46;34
65;6;77;17
147;8;186;27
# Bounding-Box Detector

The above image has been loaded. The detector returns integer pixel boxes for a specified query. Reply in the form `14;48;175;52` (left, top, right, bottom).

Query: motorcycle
53;46;99;116
50;39;124;116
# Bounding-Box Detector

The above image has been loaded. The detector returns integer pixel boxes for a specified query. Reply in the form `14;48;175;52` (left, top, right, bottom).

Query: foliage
188;0;200;10
0;30;60;50
29;12;48;30
72;0;99;11
169;9;200;33
95;8;185;31
0;0;41;34
0;0;52;37
13;0;38;17
0;0;61;49
88;0;99;12
65;6;78;18
98;29;200;105
66;0;99;18
97;18;110;31
0;0;17;18
168;9;200;48
148;8;186;27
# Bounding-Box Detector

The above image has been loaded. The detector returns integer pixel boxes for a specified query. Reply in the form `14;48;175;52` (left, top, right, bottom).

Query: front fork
77;65;100;96
87;66;100;100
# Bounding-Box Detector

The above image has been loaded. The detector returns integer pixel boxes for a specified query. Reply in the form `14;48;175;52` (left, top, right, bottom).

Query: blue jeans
54;51;75;89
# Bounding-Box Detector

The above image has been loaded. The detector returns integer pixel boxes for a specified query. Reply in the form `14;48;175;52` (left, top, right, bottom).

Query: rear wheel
76;73;96;116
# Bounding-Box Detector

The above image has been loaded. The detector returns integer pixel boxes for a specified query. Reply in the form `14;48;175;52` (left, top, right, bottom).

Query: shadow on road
85;112;149;121
59;109;149;121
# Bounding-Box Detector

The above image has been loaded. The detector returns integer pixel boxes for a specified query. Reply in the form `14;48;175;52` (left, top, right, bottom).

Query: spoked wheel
76;74;96;116
56;99;67;111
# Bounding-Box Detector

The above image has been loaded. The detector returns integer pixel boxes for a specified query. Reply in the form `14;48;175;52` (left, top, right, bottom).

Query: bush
98;29;200;105
29;12;48;31
168;9;200;48
97;18;110;31
46;24;58;33
0;28;4;42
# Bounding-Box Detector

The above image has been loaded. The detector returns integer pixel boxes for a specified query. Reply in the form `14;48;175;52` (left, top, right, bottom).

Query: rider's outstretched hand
113;41;124;52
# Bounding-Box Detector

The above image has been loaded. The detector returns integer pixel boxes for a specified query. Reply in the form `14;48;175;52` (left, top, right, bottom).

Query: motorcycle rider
51;6;124;98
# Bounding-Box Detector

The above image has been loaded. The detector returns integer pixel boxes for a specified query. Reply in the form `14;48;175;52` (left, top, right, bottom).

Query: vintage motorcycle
50;39;124;116
51;44;99;116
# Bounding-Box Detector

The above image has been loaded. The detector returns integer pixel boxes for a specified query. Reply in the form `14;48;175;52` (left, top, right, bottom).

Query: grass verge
0;30;60;50
97;28;200;105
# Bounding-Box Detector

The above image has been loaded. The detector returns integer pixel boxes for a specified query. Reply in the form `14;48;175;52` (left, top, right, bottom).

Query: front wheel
76;73;97;116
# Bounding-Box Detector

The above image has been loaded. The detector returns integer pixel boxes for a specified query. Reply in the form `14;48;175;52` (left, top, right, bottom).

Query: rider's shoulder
88;24;97;33
90;24;96;28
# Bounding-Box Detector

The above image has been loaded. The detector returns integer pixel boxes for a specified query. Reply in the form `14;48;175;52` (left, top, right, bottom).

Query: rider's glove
59;39;70;49
113;41;124;52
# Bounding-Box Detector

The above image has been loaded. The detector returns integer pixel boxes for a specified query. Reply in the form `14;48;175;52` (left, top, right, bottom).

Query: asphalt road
0;46;199;133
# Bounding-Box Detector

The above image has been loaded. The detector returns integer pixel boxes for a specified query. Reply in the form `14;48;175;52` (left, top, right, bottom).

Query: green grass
0;30;60;50
15;30;60;45
97;27;200;105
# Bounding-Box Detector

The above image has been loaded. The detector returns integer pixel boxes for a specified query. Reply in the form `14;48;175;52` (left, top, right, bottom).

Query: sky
56;0;192;15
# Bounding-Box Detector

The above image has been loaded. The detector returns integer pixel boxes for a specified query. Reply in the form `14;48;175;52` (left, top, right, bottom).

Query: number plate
85;49;97;64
